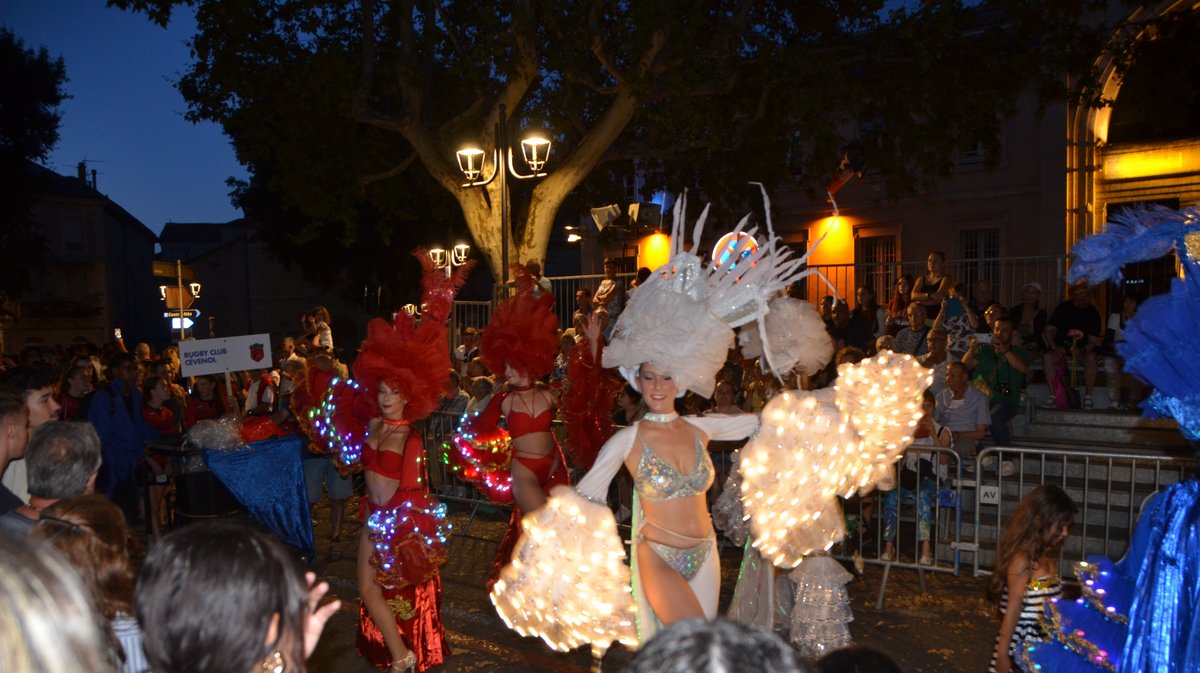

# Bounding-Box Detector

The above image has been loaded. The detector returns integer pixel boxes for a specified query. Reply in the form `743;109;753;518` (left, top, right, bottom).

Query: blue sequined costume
1023;207;1200;672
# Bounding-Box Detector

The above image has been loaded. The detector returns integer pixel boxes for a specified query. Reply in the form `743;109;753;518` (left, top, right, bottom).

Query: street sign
152;260;196;281
170;318;195;330
179;334;273;377
163;309;201;318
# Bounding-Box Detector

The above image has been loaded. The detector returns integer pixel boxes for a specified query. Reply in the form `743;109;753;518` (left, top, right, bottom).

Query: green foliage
111;0;1142;285
0;29;68;299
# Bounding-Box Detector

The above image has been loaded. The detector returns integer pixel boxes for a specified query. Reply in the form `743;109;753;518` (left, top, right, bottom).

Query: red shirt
142;403;176;436
185;396;224;429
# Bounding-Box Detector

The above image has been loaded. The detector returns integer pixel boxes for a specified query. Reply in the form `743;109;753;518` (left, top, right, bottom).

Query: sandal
919;553;934;566
390;651;417;673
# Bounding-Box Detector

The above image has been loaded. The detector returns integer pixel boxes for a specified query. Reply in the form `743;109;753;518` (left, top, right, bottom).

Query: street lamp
455;103;552;288
428;243;472;278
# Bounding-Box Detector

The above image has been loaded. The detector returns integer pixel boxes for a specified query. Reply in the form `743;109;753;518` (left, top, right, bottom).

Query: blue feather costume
1023;206;1200;672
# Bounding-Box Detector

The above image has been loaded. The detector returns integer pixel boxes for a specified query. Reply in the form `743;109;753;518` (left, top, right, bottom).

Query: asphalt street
305;498;1007;673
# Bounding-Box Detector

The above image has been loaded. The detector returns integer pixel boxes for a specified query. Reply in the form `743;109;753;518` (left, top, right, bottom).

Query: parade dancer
476;266;571;588
314;252;469;673
1023;206;1200;673
490;187;813;653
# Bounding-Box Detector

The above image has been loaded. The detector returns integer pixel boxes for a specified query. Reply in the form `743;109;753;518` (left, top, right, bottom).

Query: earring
261;651;284;673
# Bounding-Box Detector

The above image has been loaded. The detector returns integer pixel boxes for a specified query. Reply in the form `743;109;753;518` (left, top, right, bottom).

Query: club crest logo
249;343;265;362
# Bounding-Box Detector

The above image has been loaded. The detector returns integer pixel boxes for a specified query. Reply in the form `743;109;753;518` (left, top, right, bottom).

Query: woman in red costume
479;267;572;586
314;253;469;673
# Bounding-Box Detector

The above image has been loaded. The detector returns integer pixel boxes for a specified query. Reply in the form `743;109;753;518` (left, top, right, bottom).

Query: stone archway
1066;1;1200;253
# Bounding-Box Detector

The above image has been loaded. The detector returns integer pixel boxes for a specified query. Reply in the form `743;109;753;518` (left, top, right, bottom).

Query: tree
0;29;68;300
113;0;1137;279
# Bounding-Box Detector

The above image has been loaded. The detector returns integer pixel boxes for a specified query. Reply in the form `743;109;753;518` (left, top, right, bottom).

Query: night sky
2;0;246;235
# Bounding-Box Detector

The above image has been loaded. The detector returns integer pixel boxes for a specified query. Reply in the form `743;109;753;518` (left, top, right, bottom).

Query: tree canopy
0;28;67;301
113;0;1139;287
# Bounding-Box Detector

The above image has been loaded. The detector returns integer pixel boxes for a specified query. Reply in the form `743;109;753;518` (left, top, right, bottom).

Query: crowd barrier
834;446;966;608
420;407;1193;610
969;446;1194;579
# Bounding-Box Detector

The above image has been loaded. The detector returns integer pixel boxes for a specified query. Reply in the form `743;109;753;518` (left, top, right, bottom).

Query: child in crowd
987;484;1077;673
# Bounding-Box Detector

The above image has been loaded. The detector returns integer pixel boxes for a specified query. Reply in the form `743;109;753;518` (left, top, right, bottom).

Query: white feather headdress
602;184;832;396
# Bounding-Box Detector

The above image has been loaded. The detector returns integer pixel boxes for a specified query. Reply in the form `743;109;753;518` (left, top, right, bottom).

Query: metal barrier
969;446;1194;579
797;256;1069;311
834;445;966;608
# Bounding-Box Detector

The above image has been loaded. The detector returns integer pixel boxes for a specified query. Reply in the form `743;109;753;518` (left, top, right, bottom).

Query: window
958;228;1001;290
857;234;898;302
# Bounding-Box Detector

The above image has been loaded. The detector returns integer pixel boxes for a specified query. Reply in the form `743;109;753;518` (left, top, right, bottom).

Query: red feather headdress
353;250;475;421
480;265;559;380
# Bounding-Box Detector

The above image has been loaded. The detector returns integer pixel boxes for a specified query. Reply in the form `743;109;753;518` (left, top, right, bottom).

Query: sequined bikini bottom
637;519;716;581
644;538;713;581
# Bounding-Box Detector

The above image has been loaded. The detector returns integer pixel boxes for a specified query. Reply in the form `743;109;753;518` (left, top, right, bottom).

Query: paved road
305;499;1005;672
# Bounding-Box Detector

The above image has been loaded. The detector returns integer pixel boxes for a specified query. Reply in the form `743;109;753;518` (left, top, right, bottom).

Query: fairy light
741;354;929;566
366;498;452;587
489;488;637;654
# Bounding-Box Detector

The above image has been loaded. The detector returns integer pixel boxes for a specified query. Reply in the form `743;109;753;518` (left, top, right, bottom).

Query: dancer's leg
358;529;412;664
634;541;705;626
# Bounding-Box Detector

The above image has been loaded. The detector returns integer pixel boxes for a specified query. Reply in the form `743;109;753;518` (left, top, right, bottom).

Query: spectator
847;286;885;349
1010;282;1048;352
875;334;896;353
133;342;153;363
932;282;980;360
819;295;835;323
135;519;340;673
454;327;481;379
1102;293;1143;410
141;375;175;539
465;376;495;416
311;306;334;351
299;352;352;560
525;260;552;297
56;365;94;421
572;288;593;334
969;279;994;316
632;266;652;290
625;618;811;673
817;645;903;673
918;328;951;396
0;421;102;537
31;495;149;673
593;257;625;339
0;539;118;673
885;273;915;335
430;370;469;438
964;317;1030;476
882;391;950;565
88;353;149;524
244;368;279;416
184;374;232;429
705;380;745;416
911;250;953;321
614;384;645;425
934;361;990;468
276;337;302;396
978;303;1007;342
151;359;186;427
550;330;575;386
826;300;851;351
893;303;930;356
0;391;29;515
0;365;64;504
987;485;1075;673
298;313;319;355
1042;282;1102;408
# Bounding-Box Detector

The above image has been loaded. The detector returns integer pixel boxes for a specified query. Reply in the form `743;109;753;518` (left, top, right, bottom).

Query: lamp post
428;243;472;278
455;103;552;290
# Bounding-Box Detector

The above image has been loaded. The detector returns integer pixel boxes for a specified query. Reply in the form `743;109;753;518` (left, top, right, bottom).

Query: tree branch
589;2;626;85
358;153;418;192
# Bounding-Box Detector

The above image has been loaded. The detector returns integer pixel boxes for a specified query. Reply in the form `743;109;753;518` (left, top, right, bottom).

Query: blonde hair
0;540;115;673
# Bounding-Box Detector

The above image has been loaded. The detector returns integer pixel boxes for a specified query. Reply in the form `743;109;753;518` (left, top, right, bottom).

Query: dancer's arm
686;413;760;442
575;425;637;501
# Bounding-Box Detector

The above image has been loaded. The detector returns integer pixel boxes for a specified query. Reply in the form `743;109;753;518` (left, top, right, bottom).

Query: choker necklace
511;384;534;392
642;411;679;423
381;418;410;426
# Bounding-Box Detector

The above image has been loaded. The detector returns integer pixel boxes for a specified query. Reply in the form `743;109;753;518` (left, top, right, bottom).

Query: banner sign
179;334;273;377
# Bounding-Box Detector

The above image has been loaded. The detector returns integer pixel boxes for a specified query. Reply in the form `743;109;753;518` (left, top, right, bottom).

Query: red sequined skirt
356;575;450;672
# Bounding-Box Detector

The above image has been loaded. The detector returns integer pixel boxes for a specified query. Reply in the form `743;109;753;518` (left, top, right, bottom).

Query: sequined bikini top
635;434;713;502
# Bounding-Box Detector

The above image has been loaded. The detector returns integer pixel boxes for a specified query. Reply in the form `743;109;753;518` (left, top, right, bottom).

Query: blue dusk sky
2;0;246;235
